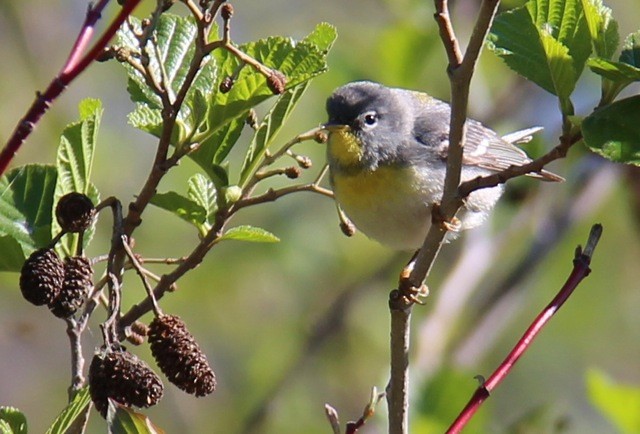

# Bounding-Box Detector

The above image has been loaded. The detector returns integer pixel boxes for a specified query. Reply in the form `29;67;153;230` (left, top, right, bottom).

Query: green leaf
0;407;27;434
149;191;207;234
302;22;338;52
581;0;619;59
53;99;102;256
107;402;165;434
582;95;640;165
488;0;591;99
620;30;640;68
188;173;217;224
188;115;246;183
117;15;217;142
587;369;640;433
45;387;91;434
239;83;310;185
219;225;280;243
0;165;57;270
588;57;640;82
206;23;334;134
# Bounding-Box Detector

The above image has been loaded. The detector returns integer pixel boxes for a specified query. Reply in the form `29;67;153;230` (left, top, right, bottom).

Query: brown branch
446;224;602;432
0;0;144;175
388;1;502;433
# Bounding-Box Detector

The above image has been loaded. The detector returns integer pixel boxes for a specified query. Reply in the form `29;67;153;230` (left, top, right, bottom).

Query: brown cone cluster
89;349;164;418
49;256;93;318
149;314;216;396
19;248;64;306
55;192;96;233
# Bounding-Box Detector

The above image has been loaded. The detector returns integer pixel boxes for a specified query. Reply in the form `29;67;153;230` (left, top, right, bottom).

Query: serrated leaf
219;225;280;243
117;15;217;142
587;57;640;82
488;0;591;98
302;22;338;52
582;95;640;165
53;100;102;256
54;98;101;195
45;387;91;434
0;165;57;270
206;23;332;133
620;31;640;68
149;191;207;234
587;369;640;434
187;174;217;235
581;0;619;59
189;115;246;183
0;407;27;434
107;402;165;434
240;83;310;185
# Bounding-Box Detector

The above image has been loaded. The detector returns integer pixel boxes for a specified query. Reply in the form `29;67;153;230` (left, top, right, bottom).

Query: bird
324;81;562;250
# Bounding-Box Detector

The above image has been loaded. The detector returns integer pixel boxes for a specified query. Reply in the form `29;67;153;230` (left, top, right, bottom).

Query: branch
387;1;502;433
0;0;143;175
446;224;603;433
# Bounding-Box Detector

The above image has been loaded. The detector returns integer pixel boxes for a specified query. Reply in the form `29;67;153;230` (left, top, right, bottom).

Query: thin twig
65;317;85;399
446;224;602;433
120;235;163;316
0;0;144;175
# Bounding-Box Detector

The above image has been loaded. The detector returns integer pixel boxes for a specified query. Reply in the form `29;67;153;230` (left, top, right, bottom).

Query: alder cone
19;248;64;306
55;192;96;233
49;256;93;318
149;314;216;396
89;349;164;417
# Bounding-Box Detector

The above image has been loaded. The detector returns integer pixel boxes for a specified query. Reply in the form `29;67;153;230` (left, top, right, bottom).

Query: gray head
325;81;412;168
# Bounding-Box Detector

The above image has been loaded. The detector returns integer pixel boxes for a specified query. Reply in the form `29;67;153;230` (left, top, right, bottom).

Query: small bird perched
324;81;562;250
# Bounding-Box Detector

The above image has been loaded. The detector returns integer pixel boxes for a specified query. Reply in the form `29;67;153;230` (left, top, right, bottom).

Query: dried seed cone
89;350;164;418
19;248;64;306
149;315;216;396
266;70;286;95
49;256;93;318
55;192;96;233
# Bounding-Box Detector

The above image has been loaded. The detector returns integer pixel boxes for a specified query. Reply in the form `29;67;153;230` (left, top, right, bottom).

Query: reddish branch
0;0;143;176
446;224;603;433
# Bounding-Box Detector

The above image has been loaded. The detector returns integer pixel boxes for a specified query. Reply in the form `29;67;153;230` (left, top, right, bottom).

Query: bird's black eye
363;111;378;127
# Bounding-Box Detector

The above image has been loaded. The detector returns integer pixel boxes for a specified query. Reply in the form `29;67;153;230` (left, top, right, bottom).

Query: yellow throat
327;128;364;167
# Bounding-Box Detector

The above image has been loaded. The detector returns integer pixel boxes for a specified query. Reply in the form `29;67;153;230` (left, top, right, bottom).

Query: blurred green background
1;0;640;433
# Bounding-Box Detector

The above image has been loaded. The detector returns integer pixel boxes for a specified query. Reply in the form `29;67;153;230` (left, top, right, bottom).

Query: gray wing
409;94;561;181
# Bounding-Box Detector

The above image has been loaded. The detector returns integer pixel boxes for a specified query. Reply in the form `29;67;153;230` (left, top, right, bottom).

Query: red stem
446;226;601;433
0;0;143;176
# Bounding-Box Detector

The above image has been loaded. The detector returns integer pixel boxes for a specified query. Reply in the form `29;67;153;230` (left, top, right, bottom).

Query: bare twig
324;404;341;434
446;224;602;433
0;0;144;175
121;235;163;316
65;318;85;399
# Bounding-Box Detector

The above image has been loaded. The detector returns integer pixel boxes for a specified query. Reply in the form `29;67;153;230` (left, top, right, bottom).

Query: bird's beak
322;123;351;133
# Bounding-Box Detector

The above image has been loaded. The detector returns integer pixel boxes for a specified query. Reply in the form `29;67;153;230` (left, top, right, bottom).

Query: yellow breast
327;129;364;167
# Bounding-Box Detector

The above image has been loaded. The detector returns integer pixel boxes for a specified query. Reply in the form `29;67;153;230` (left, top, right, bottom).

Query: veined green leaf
0;407;27;434
582;95;640;165
302;22;338;52
587;57;640;82
117;15;217;142
53;99;102;256
187;174;217;235
239;83;310;185
149;191;207;234
206;23;334;133
219;225;280;243
188;115;246;183
587;369;640;434
581;0;619;59
488;0;591;99
0;165;57;270
620;31;640;68
107;402;165;434
45;387;91;434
